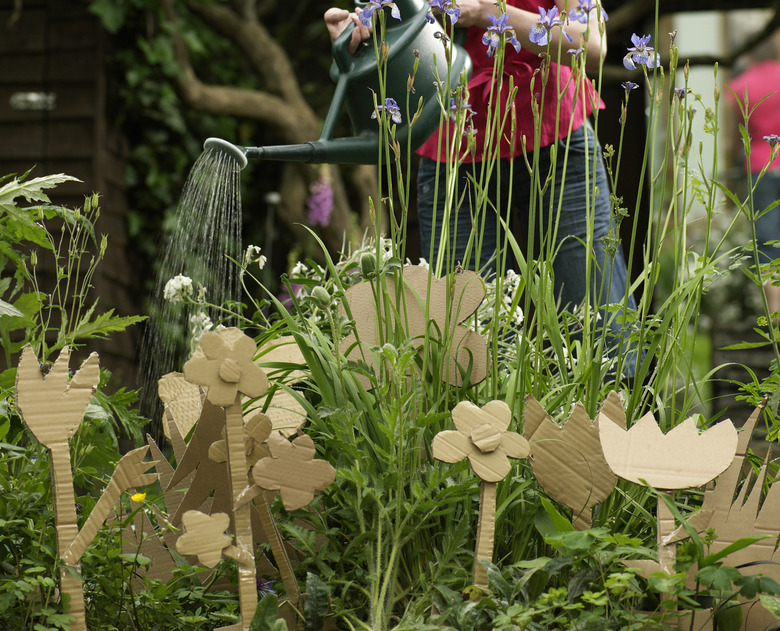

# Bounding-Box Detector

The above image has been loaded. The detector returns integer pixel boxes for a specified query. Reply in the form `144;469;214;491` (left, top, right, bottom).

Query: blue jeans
417;122;640;373
752;170;780;262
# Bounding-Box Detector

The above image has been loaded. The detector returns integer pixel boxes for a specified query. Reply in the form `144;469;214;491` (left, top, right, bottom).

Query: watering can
205;0;471;168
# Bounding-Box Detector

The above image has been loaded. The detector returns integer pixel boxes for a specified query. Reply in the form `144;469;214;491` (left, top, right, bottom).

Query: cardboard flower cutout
599;407;738;575
524;393;619;529
251;433;337;511
433;400;529;588
433;400;528;483
599;413;738;490
209;412;272;469
234;432;336;607
183;327;268;406
183;328;269;629
339;265;488;387
176;510;233;568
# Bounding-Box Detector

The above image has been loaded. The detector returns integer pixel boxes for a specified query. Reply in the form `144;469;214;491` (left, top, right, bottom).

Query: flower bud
360;252;377;277
311;286;331;309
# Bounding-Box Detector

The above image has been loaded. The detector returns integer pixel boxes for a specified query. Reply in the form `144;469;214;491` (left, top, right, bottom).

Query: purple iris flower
569;0;608;24
529;6;572;46
621;81;638;95
449;96;474;122
673;87;689;99
428;0;460;24
372;97;403;124
623;33;659;71
482;13;521;58
359;0;401;27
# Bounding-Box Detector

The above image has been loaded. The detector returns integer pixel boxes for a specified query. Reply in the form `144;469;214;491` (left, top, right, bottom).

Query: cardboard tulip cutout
183;327;269;630
15;345;157;630
665;404;780;630
433;400;529;588
339;266;488;387
599;406;738;574
523;393;619;530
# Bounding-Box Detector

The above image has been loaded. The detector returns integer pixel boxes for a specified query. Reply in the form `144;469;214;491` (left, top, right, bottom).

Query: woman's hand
324;7;372;54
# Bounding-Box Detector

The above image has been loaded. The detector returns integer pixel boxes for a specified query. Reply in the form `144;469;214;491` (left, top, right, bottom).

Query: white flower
244;245;267;269
290;261;308;277
189;311;214;343
418;257;429;269
164;275;194;303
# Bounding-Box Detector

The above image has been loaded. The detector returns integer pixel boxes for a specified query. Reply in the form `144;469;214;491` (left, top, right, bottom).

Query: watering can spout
204;136;384;167
205;0;471;167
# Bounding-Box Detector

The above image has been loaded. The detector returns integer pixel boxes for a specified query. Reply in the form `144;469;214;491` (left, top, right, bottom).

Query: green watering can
205;0;471;168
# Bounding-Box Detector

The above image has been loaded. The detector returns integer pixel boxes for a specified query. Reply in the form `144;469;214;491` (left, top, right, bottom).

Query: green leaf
537;496;574;535
304;572;330;631
701;535;771;567
68;309;146;344
714;600;742;631
759;593;780;619
0;173;78;206
696;564;740;591
88;0;128;33
0;298;23;318
250;593;281;631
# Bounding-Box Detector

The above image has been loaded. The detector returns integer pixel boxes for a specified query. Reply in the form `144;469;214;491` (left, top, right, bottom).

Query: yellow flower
130;492;147;503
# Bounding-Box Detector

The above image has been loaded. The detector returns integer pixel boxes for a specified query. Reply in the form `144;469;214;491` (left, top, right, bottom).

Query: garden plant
3;1;780;630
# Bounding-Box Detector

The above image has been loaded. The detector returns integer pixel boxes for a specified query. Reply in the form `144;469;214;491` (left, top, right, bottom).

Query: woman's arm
455;0;607;71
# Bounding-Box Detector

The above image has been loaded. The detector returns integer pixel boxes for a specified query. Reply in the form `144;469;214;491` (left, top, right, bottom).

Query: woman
326;1;639;373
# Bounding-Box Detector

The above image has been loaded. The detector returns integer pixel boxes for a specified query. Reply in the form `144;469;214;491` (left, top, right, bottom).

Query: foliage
5;1;780;630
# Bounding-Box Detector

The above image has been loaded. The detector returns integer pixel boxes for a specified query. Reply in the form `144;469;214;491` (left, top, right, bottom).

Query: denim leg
511;123;639;373
752;170;780;262
417;157;498;274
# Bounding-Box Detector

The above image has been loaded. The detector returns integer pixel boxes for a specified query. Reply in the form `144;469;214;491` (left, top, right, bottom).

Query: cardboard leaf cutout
524;395;617;528
158;371;203;441
339;265;488;387
668;405;780;631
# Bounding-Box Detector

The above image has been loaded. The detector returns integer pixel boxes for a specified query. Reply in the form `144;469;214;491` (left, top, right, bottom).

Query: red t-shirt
726;60;780;173
417;0;603;163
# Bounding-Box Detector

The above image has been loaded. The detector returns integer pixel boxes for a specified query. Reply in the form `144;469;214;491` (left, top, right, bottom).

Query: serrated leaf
304;572;330;631
0;173;79;206
0;202;52;249
69;309;146;342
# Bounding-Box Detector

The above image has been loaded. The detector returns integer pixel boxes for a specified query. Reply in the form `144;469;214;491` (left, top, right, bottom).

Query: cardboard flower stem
657;491;676;574
474;481;497;589
225;397;258;629
255;487;299;605
50;443;87;630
